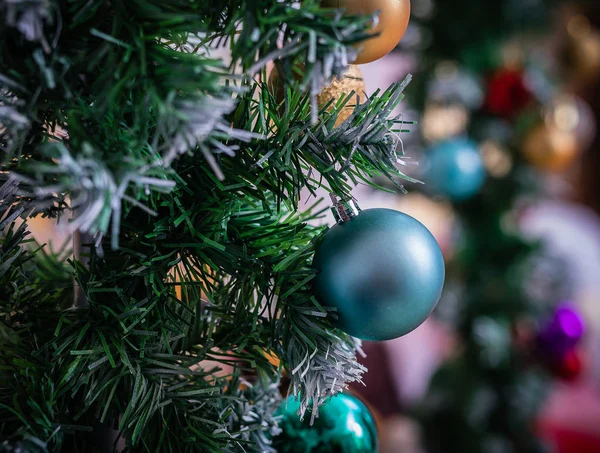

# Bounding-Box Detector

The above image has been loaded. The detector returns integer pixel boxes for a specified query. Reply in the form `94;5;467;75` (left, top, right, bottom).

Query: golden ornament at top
317;65;366;125
321;0;411;64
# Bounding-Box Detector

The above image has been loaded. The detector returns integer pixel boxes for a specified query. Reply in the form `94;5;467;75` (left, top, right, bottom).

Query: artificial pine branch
0;1;414;451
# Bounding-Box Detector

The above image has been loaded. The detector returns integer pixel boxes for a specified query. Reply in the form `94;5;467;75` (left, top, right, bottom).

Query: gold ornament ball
564;15;600;84
321;0;411;64
317;65;366;125
523;124;580;172
269;64;366;125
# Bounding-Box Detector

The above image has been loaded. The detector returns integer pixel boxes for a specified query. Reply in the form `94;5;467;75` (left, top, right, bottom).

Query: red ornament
551;350;584;382
483;69;533;119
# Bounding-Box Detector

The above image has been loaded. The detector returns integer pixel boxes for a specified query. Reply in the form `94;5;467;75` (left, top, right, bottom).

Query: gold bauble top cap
321;0;411;64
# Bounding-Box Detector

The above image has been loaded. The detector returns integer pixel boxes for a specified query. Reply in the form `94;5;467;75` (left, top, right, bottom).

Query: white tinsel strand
286;321;366;424
0;103;30;157
162;97;263;180
1;0;54;52
14;143;176;249
229;378;282;453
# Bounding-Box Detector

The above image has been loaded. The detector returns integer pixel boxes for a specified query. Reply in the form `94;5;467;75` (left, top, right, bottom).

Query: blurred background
27;1;600;452
341;1;600;452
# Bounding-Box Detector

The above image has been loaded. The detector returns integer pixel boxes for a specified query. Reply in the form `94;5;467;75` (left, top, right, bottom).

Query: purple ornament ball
537;302;585;359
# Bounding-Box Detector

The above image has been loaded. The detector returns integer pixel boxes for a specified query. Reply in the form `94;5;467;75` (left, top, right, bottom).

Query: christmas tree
0;1;425;452
407;1;591;452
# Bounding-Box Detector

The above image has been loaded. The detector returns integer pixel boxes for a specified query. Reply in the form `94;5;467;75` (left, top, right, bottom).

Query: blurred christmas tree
406;1;594;452
0;1;424;451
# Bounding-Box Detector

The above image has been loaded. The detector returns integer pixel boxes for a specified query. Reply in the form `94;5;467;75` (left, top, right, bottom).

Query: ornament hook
329;193;361;224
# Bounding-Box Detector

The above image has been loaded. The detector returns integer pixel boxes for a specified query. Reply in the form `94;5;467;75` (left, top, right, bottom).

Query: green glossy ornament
312;204;445;341
273;393;377;453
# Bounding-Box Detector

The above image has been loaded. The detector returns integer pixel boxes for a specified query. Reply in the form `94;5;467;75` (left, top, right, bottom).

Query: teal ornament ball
426;139;486;200
273;393;377;453
312;208;445;341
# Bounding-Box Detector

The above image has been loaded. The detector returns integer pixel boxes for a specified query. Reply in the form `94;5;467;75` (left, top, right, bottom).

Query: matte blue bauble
312;209;445;341
426;139;486;200
273;393;377;453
